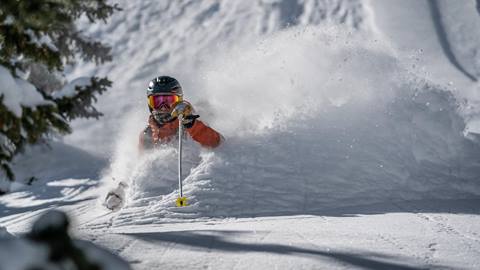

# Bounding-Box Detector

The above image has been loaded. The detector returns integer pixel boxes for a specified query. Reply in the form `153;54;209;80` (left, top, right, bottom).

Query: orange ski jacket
139;115;222;152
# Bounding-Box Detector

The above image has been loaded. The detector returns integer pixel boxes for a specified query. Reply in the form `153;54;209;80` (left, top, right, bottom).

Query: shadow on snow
123;230;446;270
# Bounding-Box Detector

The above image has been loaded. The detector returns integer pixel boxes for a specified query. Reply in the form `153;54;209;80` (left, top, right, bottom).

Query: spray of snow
198;26;397;135
103;26;480;225
63;0;371;155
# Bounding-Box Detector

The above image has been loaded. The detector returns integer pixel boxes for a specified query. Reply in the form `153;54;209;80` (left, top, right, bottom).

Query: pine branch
55;77;112;120
0;0;119;182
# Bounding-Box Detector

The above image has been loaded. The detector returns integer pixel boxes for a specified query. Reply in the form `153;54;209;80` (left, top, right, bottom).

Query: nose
158;103;171;111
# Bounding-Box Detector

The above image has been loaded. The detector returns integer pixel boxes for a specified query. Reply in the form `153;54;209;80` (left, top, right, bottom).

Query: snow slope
90;202;480;270
370;0;480;132
85;2;480;224
99;26;480;227
2;0;480;269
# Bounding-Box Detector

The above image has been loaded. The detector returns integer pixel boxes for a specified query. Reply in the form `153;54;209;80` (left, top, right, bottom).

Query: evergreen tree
0;0;120;186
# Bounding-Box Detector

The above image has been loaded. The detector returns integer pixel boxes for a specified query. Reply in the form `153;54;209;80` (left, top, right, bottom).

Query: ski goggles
147;94;181;109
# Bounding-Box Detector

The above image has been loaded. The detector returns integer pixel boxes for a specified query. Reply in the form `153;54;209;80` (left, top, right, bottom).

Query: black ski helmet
147;76;183;97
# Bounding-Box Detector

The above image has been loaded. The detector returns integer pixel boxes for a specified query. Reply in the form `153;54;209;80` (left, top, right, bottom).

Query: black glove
171;101;199;128
182;114;200;129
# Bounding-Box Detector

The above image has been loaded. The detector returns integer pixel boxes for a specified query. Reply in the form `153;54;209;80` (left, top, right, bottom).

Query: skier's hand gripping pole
171;101;199;129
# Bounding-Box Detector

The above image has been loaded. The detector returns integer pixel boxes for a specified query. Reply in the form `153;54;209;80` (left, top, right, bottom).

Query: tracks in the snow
415;212;480;256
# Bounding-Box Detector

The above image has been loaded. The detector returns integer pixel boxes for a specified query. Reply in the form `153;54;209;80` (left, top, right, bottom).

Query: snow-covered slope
2;0;480;269
103;26;480;226
370;0;480;135
63;0;480;224
4;0;476;222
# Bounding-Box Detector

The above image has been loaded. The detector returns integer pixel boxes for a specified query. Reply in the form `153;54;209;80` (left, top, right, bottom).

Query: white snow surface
0;237;130;270
0;226;12;238
2;0;480;269
0;239;51;270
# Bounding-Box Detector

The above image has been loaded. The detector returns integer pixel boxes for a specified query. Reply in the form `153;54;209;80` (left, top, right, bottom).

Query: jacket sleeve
186;120;222;148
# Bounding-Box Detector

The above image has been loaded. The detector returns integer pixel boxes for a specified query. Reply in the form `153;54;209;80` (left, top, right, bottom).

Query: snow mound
0;226;13;238
106;27;480;226
0;210;131;270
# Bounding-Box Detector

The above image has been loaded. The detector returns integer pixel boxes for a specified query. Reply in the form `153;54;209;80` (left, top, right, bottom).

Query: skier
104;76;222;210
139;76;222;151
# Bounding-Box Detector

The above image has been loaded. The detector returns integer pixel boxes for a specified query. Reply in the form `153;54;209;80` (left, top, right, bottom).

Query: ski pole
178;113;183;197
176;113;188;207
